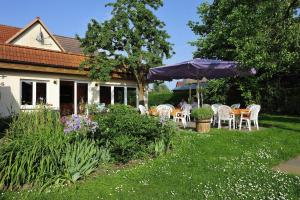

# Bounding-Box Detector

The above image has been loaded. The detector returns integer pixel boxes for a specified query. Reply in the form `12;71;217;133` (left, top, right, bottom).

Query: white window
21;80;47;106
99;85;137;107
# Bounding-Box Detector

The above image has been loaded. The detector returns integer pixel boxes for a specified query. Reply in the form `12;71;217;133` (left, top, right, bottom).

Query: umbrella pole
200;86;203;107
197;80;200;108
189;85;192;104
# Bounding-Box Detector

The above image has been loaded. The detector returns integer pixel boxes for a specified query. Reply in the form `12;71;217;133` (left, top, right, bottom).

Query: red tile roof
0;44;86;68
0;25;20;43
0;24;83;54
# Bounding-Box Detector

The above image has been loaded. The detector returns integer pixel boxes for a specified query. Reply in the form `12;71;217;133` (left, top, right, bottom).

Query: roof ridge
0;43;86;57
54;34;78;40
0;23;79;41
0;24;21;29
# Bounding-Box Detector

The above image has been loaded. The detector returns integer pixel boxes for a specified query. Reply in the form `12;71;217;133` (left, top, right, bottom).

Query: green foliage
189;0;300;113
93;104;175;163
78;0;174;102
148;91;189;107
191;107;214;120
0;108;108;190
152;83;170;93
0;110;67;189
63;139;106;183
148;92;173;106
6;108;62;139
4;115;300;199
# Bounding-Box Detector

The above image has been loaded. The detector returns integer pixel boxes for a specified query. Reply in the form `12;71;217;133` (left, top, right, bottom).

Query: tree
78;0;173;106
189;0;300;112
152;82;170;93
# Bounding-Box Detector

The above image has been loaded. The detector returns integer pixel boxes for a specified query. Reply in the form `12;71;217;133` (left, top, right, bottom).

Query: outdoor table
232;108;250;116
149;107;181;117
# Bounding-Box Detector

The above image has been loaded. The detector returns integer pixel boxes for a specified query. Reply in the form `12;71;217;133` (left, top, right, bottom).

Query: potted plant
191;107;214;133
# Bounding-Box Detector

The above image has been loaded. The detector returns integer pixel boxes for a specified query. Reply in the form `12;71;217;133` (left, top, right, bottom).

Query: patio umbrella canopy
147;58;256;107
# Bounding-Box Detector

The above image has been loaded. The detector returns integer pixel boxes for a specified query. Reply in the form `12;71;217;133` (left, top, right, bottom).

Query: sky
0;0;209;89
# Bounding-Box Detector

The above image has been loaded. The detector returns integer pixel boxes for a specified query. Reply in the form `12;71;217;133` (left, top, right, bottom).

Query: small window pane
77;83;88;114
100;86;111;105
21;81;33;105
36;82;47;105
114;87;124;104
127;88;137;107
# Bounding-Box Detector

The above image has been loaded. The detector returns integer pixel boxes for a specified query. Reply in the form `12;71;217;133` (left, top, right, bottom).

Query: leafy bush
94;104;175;163
191;107;214;120
149;92;173;106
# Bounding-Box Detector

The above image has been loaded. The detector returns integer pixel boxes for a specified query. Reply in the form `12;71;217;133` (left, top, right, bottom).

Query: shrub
93;104;175;163
191;107;214;120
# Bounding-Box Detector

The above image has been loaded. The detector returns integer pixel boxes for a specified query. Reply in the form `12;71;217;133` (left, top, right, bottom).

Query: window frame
20;80;48;106
99;84;138;107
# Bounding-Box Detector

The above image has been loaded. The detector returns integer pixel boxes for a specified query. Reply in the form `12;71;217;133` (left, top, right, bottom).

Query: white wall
0;70;137;117
11;23;62;51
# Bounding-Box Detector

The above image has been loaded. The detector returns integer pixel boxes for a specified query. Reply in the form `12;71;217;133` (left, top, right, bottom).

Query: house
0;17;138;117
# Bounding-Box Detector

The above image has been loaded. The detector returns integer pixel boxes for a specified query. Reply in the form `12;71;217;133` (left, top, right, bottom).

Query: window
99;85;137;107
100;86;111;105
36;82;47;104
114;87;124;104
21;81;33;105
77;83;88;114
21;80;47;106
127;88;137;107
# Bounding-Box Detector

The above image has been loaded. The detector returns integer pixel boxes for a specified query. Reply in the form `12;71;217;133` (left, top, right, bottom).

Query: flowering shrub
61;115;98;136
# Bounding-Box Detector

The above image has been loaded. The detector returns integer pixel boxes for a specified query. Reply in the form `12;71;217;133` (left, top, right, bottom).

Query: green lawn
2;115;300;199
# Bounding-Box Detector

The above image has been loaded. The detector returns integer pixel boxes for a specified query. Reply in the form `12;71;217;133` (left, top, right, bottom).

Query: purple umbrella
147;58;256;107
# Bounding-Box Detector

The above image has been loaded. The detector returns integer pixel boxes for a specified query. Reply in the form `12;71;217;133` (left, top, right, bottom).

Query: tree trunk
138;82;148;109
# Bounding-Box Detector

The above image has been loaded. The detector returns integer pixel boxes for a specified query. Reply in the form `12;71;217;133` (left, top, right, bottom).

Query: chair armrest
240;111;250;118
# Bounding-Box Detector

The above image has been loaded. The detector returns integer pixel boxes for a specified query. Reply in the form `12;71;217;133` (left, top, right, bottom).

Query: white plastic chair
157;104;174;112
246;104;254;109
181;104;192;122
173;111;187;128
138;105;148;115
231;103;241;109
239;105;261;131
158;107;172;123
211;104;222;126
218;105;235;130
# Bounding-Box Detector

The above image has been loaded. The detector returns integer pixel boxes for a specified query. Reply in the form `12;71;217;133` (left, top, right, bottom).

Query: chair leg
218;119;221;129
229;119;231;130
239;119;243;130
256;120;259;130
247;119;251;131
233;118;235;130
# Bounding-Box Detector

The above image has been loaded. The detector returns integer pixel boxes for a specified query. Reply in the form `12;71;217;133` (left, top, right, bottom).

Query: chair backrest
202;104;211;108
138;105;147;115
218;105;233;120
249;105;261;120
164;104;175;109
231;103;241;109
182;104;192;115
157;104;173;112
211;104;222;115
157;107;171;120
246;104;254;109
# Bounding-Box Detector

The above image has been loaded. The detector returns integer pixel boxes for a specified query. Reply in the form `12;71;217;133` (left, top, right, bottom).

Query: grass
2;114;300;199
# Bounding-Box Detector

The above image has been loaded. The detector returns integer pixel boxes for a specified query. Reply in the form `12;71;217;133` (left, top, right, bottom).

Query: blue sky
0;0;209;89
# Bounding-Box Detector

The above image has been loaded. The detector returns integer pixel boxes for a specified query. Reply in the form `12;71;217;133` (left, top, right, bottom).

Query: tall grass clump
0;108;66;189
0;107;106;190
